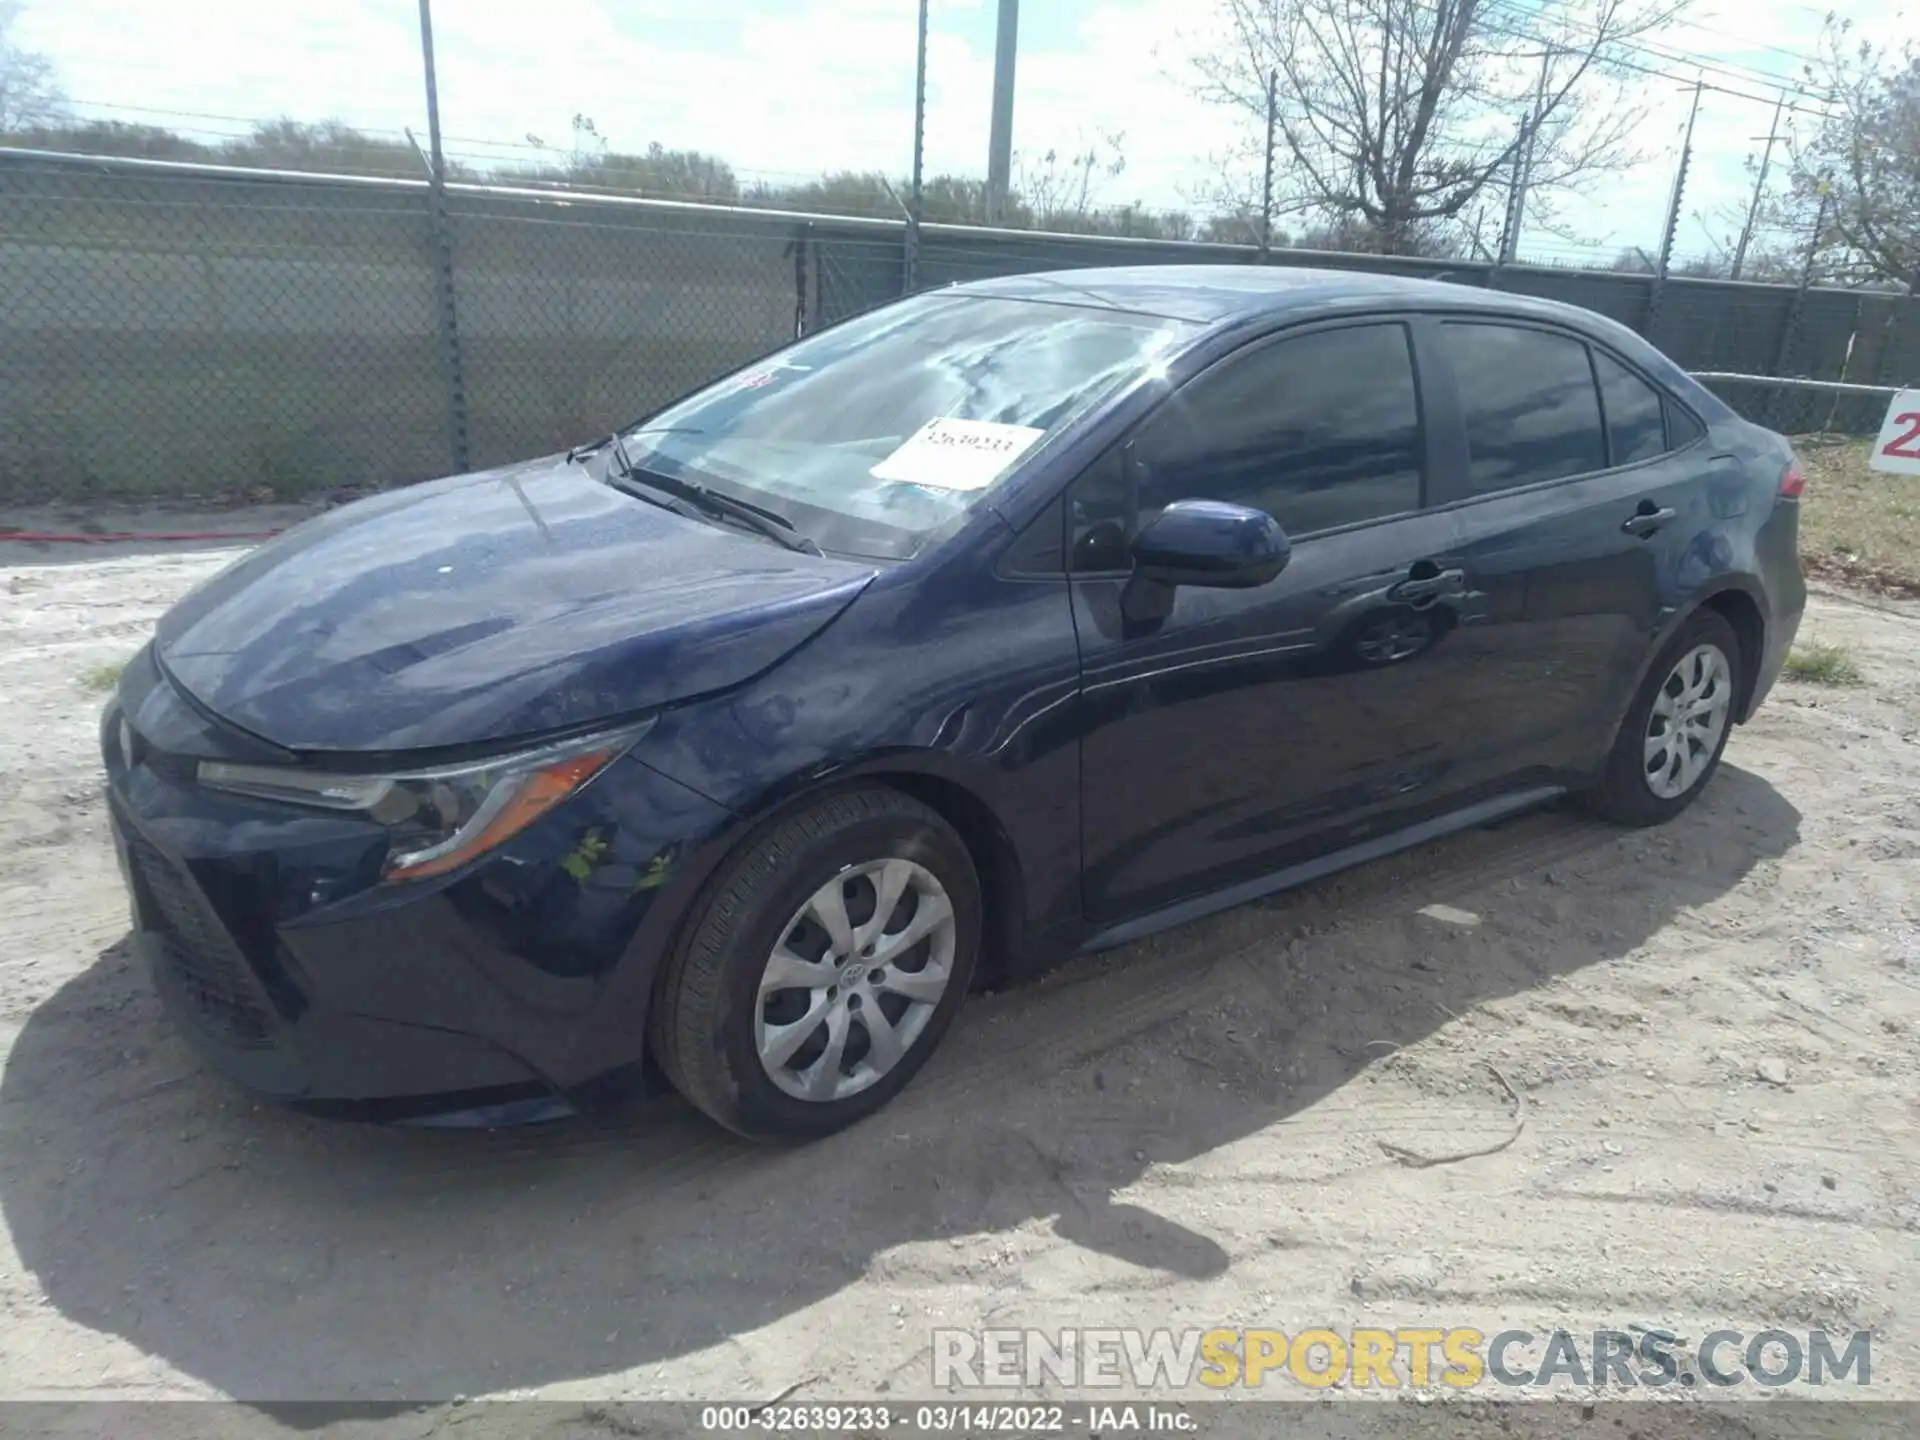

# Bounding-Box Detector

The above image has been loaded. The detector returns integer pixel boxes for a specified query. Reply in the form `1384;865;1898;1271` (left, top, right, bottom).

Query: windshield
619;294;1194;559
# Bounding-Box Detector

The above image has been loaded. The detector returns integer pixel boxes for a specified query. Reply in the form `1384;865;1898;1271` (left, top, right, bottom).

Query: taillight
1779;457;1806;499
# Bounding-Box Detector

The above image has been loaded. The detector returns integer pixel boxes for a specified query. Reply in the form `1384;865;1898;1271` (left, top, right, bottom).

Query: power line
57;97;421;135
1474;0;1836;114
1508;0;1836;87
1663;14;1829;73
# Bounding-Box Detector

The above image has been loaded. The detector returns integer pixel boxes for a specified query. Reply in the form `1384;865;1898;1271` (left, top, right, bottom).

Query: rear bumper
1746;593;1802;720
1745;504;1807;720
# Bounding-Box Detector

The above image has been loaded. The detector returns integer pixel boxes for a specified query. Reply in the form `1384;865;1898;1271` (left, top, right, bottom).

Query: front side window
620;295;1193;559
1442;323;1607;492
1131;323;1425;535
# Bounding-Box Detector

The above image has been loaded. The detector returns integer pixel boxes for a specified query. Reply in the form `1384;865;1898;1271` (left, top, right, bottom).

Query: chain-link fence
3;146;1915;504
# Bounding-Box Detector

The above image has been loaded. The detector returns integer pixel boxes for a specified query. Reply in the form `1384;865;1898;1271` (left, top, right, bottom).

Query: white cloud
16;0;429;138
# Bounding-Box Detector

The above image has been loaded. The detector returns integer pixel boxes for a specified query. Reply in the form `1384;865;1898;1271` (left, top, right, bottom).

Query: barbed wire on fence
0;146;1912;505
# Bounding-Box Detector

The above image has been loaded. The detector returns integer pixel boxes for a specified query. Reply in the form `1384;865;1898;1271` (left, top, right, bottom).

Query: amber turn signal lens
382;748;619;883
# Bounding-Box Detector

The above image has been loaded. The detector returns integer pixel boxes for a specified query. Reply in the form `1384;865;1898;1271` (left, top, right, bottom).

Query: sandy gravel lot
1;532;1916;1431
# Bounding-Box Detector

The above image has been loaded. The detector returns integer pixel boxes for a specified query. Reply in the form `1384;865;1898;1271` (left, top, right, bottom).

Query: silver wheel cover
754;858;957;1103
1643;642;1732;800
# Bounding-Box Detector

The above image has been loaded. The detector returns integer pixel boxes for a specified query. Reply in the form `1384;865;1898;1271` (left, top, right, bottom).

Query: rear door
1419;318;1721;773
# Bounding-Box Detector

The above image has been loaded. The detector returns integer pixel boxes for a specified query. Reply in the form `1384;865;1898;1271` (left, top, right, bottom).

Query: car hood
155;454;878;754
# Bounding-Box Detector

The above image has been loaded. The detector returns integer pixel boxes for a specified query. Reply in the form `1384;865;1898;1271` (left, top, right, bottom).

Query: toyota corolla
103;266;1805;1140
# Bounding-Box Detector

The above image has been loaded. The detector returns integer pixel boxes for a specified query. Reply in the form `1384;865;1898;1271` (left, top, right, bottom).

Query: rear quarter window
1666;400;1706;448
1594;352;1667;465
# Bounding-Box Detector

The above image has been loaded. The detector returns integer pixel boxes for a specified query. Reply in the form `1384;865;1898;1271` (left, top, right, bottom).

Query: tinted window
1067;445;1133;573
1443;324;1607;492
1666;401;1705;448
1132;324;1423;535
1595;352;1666;465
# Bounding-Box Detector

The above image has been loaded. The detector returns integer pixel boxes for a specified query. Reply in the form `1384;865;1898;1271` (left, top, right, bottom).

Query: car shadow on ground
0;766;1800;1408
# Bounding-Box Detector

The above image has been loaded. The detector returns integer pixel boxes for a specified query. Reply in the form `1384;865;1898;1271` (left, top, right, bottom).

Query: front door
1070;319;1491;924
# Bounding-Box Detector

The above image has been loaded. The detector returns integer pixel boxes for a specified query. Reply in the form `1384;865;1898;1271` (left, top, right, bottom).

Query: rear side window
1442;323;1607;492
1133;322;1424;535
1666;401;1706;448
1594;352;1666;465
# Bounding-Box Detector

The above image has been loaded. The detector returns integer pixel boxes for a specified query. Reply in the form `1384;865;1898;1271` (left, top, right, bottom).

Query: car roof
947;263;1600;330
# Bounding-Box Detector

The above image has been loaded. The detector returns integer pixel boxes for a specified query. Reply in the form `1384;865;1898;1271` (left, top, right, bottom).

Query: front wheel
649;787;981;1141
1578;609;1743;827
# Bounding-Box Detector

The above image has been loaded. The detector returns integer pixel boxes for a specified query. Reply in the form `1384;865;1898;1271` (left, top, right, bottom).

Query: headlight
197;720;652;883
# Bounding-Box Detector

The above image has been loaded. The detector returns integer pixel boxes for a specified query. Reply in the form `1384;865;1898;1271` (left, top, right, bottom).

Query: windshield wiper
566;426;705;463
597;432;823;557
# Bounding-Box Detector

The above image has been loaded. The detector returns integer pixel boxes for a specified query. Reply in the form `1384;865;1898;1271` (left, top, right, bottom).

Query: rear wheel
1579;610;1743;827
649;787;980;1141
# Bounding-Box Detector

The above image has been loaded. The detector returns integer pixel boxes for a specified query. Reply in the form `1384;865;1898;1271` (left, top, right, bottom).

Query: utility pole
985;0;1018;223
416;0;468;472
1643;78;1703;343
1492;112;1527;272
1730;89;1786;280
1766;182;1832;428
906;0;929;293
1656;80;1703;278
1500;46;1552;265
1259;68;1276;257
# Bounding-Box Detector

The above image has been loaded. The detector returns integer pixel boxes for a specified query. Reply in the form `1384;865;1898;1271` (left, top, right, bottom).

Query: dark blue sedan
103;266;1806;1139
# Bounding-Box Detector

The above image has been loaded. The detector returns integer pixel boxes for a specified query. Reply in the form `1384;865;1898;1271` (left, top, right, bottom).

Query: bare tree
1779;19;1919;289
1294;213;1462;257
1191;0;1687;254
0;0;64;132
1014;131;1128;229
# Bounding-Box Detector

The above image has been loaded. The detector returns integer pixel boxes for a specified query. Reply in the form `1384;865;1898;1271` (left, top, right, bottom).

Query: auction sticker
870;418;1046;491
1870;387;1920;476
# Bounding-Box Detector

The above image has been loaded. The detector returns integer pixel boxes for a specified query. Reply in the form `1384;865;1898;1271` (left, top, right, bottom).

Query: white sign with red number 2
1870;388;1920;475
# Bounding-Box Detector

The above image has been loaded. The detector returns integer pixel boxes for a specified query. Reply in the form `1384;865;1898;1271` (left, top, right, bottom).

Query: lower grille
130;839;276;1049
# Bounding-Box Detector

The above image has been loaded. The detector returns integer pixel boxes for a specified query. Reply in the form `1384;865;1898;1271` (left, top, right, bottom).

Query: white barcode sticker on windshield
869;418;1046;491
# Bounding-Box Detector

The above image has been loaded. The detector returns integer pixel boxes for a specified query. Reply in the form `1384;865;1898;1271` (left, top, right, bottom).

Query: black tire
649;786;981;1141
1578;609;1744;827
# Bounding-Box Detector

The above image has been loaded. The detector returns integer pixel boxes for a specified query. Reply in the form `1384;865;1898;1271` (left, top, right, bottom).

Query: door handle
1388;566;1465;602
1622;507;1677;537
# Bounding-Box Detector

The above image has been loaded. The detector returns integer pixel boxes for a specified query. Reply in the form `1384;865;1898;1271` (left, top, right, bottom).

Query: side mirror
1131;499;1290;589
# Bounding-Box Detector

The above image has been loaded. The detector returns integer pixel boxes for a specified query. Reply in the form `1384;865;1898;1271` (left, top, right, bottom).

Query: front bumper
103;662;732;1120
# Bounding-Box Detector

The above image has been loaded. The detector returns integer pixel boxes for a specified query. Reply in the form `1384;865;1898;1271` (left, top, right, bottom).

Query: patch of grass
77;659;126;693
1795;439;1920;597
1782;641;1864;686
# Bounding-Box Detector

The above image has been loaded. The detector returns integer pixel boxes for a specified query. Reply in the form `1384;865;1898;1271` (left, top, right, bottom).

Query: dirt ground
1796;439;1920;599
1;525;1917;1430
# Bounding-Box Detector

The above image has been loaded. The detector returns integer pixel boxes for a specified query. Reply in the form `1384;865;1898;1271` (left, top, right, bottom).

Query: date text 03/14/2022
698;1403;1196;1432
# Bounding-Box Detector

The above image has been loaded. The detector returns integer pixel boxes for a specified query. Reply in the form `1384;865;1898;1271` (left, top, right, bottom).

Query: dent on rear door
1443;475;1665;774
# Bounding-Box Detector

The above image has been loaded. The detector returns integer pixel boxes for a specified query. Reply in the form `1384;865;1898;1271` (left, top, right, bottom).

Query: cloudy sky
12;0;1908;265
